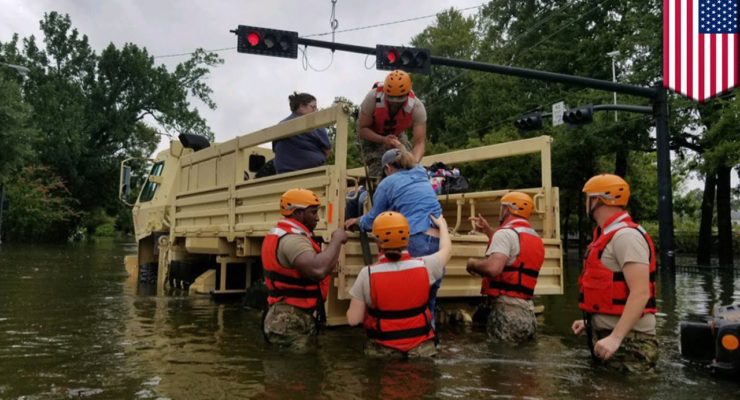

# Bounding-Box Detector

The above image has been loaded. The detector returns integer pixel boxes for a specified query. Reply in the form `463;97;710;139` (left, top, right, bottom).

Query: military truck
120;103;563;325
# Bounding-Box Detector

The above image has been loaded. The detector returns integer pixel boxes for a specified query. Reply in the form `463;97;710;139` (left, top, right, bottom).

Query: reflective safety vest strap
268;288;322;299
488;279;535;296
264;270;317;287
367;303;428;319
366;324;432;341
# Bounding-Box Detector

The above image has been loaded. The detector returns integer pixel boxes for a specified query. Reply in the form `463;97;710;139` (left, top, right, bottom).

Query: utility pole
607;51;620;121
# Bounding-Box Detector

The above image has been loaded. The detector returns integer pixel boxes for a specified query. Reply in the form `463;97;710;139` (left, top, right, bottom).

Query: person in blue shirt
345;147;445;325
273;92;332;173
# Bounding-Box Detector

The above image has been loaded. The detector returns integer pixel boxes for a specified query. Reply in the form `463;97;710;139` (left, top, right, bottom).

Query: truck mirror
122;166;132;197
249;154;266;172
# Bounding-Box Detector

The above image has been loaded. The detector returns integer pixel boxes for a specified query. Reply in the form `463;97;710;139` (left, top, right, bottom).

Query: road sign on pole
552;101;566;126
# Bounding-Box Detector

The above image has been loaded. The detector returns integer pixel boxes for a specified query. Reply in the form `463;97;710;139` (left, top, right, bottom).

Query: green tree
0;11;223;240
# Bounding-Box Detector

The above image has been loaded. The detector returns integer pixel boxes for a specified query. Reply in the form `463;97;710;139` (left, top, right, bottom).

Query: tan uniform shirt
484;228;532;309
591;228;656;334
359;90;427;124
276;234;317;268
349;254;445;307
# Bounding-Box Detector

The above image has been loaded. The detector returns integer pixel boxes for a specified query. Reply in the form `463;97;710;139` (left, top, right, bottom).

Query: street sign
552;101;566;126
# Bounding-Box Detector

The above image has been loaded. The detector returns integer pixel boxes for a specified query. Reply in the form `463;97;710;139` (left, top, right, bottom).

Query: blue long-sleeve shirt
359;165;442;235
273;113;332;173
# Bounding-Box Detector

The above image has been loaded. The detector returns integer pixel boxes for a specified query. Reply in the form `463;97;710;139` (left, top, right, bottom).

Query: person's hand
469;214;493;237
429;214;448;231
593;334;623;360
344;218;359;230
571;320;586;335
383;135;401;149
466;258;481;277
331;228;349;244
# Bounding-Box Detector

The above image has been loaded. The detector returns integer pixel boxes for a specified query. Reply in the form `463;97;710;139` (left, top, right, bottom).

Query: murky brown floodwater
1;239;739;399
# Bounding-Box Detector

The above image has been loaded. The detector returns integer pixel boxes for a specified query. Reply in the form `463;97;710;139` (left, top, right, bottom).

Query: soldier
466;192;545;343
261;188;348;351
571;174;659;372
357;70;427;182
346;212;451;358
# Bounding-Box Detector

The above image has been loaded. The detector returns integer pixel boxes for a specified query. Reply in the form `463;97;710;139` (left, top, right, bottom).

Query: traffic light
514;112;543;131
233;25;298;59
562;105;594;125
376;45;431;74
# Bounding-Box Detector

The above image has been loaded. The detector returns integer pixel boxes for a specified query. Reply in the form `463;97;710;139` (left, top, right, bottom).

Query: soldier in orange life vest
571;174;659;372
261;188;348;351
346;211;451;358
466;192;545;343
357;70;427;181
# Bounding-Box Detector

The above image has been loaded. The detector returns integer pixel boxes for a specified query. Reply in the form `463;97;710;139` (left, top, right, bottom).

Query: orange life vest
261;218;329;313
578;211;657;316
363;251;435;353
482;217;545;300
371;83;417;137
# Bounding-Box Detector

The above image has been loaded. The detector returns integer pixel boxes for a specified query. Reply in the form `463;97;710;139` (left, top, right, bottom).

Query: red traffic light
386;49;399;64
246;31;261;47
234;25;298;59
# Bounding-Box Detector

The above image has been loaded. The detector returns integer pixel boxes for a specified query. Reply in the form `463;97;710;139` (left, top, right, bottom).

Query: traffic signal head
376;45;430;74
514;112;543;131
233;25;298;59
562;105;594;125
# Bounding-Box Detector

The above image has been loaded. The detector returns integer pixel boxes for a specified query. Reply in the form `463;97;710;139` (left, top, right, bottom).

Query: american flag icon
664;0;739;101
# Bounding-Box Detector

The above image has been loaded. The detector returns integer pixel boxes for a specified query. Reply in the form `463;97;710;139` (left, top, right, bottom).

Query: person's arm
466;253;508;278
346;298;367;326
429;214;451;265
593;261;651;360
469;214;494;239
358;182;392;232
292;228;349;281
317;128;333;158
410;122;426;162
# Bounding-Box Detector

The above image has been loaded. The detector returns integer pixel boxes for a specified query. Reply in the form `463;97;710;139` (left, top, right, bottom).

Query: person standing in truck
273;92;332;174
357;70;427;182
261;188;348;352
466;192;545;343
571;174;658;372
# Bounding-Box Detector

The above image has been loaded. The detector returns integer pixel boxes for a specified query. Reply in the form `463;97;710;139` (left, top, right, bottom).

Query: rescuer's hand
469;214;493;238
429;214;448;231
344;218;359;230
571;320;586;335
383;135;401;149
594;334;623;360
465;258;481;277
331;228;349;244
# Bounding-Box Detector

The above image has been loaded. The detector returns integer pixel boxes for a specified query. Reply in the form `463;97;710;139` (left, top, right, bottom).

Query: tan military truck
121;103;563;325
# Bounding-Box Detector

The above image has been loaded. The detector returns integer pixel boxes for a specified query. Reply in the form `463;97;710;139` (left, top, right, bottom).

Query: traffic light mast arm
293;36;658;99
592;104;652;114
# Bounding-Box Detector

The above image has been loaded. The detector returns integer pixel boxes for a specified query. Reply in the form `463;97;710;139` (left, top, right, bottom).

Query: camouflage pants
593;329;659;373
364;339;437;359
486;297;537;343
263;303;317;352
360;134;412;182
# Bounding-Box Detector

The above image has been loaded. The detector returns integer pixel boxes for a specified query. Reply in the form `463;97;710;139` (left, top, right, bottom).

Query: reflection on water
0;240;739;399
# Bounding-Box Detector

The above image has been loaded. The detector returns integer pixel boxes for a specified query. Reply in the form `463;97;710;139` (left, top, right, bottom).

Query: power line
153;3;485;59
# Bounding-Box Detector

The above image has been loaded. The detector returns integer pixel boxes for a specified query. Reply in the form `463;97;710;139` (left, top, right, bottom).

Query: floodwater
0;239;739;400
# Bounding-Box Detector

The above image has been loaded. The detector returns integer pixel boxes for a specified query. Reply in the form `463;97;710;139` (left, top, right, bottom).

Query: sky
0;0;484;151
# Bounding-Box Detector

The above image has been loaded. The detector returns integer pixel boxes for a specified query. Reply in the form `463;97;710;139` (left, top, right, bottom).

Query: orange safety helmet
372;211;410;249
500;191;534;219
582;174;630;208
383;70;412;98
280;188;321;216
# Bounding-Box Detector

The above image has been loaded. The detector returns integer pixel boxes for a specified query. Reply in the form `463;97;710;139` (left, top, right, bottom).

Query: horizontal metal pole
293;37;659;100
593;104;652;114
430;56;658;99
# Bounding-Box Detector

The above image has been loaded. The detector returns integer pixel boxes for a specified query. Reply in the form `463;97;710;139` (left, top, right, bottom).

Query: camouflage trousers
592;329;659;373
360;134;412;182
364;339;437;359
263;302;318;352
486;297;537;343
